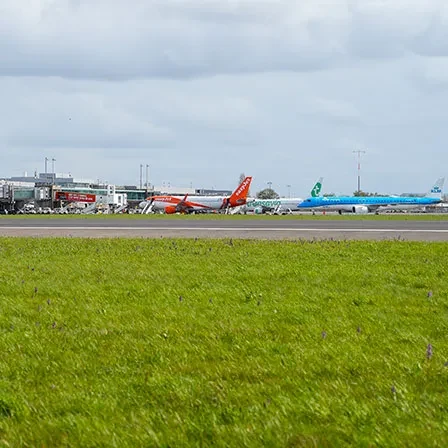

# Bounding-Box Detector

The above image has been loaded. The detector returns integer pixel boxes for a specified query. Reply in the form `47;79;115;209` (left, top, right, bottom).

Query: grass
0;238;447;447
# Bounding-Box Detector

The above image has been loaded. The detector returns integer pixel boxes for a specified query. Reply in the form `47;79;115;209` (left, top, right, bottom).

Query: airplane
297;177;445;214
139;176;253;214
243;178;324;215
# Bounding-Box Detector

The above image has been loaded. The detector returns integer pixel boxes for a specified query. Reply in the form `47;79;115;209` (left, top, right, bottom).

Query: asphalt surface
1;217;448;241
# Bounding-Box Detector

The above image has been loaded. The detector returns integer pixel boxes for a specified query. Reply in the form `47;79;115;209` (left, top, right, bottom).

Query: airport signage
55;192;96;203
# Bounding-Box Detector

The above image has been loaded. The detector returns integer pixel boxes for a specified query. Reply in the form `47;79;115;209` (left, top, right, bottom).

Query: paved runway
1;217;448;241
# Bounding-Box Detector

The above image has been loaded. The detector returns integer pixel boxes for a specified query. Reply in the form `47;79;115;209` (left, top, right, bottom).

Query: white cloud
2;0;447;80
0;78;172;149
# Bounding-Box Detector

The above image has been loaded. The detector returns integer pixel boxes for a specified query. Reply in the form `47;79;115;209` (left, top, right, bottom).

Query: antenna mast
353;150;366;194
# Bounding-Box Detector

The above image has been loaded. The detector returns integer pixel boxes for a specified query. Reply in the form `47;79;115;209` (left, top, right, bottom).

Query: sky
1;0;448;197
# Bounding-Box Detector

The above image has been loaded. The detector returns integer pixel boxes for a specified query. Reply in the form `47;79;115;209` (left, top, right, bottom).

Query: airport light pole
139;164;143;189
145;164;149;192
45;157;49;175
267;181;272;191
353;150;366;194
287;184;291;198
51;158;56;184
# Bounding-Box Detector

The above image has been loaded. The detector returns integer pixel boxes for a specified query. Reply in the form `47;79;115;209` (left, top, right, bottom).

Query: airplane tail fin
229;176;253;206
310;177;324;197
426;177;445;199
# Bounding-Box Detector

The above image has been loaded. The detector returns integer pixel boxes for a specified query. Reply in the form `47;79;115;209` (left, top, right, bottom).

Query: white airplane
139;176;253;214
243;178;324;214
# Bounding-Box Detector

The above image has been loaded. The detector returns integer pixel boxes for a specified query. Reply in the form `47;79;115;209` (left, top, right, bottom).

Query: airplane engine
352;205;369;214
165;205;178;214
254;206;264;215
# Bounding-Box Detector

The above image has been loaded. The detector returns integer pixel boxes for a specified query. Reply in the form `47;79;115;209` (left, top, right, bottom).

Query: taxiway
0;218;448;241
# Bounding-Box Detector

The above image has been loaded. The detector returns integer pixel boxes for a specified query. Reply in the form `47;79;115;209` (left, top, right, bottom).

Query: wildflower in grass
209;298;213;304
47;299;51;305
357;326;361;334
321;331;327;339
427;343;433;359
427;291;433;298
179;295;183;302
52;322;57;329
391;385;397;396
34;287;38;294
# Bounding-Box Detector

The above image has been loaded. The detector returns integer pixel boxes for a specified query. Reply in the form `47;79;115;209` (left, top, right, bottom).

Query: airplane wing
149;194;192;214
174;194;189;212
172;194;202;213
170;194;214;214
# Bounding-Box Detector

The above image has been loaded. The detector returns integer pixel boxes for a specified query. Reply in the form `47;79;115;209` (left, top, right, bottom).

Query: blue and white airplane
297;178;445;214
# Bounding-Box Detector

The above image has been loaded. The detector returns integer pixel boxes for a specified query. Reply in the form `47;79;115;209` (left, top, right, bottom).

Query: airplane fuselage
243;198;304;214
298;195;441;213
150;195;232;213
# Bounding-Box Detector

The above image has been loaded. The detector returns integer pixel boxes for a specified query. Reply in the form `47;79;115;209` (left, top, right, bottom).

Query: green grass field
0;238;447;447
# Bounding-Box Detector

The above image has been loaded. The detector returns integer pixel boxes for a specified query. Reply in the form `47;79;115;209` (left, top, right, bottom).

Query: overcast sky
1;0;448;196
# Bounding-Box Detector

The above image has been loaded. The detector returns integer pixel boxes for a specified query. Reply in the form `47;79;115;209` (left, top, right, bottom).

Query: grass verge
0;238;447;447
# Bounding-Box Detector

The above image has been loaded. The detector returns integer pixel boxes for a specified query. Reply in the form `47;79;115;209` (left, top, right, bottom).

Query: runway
1;217;448;241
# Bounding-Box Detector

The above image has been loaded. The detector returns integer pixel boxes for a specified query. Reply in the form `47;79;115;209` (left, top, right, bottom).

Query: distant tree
323;193;336;197
256;188;280;199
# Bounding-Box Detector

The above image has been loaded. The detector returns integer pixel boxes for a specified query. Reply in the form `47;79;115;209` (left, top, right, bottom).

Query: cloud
408;56;448;92
308;98;361;122
0;78;173;149
3;0;447;80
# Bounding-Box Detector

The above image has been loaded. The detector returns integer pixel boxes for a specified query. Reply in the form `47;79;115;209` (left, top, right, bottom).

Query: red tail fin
229;176;252;206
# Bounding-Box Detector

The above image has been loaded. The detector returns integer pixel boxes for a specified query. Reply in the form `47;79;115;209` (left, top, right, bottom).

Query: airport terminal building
0;172;233;214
